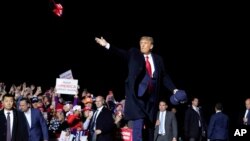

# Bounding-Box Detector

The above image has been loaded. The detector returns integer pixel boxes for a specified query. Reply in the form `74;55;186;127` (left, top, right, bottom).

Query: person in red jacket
67;105;83;132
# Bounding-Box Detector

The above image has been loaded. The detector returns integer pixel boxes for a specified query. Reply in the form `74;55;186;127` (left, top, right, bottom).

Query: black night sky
0;0;249;140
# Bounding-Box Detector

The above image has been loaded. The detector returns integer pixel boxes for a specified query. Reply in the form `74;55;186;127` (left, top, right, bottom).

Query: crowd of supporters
0;82;250;141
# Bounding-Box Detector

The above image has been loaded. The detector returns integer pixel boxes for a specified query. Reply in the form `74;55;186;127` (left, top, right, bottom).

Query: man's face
95;97;104;108
245;99;250;109
140;39;153;55
192;98;199;107
19;100;29;112
159;101;168;112
32;102;38;108
3;96;14;110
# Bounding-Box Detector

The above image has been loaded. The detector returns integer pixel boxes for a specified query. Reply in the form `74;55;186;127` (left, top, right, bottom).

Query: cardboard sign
56;78;78;95
59;131;74;141
60;70;73;79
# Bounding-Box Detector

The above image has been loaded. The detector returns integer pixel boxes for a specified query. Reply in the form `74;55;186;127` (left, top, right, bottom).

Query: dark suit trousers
189;128;202;141
128;119;154;141
128;119;143;141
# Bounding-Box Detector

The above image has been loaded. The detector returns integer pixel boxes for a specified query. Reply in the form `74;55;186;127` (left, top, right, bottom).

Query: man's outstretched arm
95;37;129;61
158;56;177;92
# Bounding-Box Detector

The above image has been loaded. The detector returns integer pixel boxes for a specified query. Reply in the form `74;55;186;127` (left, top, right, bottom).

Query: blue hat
170;90;187;105
31;97;38;103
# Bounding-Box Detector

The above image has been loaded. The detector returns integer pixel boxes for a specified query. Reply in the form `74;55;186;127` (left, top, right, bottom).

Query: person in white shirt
184;97;207;141
154;100;177;141
0;94;29;141
89;96;114;141
19;98;48;141
243;98;250;125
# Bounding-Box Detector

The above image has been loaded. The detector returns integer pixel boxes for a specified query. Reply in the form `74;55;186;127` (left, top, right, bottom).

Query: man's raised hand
95;37;108;47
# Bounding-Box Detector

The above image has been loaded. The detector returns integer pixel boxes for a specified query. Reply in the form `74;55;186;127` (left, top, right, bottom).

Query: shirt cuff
105;43;110;49
173;89;178;94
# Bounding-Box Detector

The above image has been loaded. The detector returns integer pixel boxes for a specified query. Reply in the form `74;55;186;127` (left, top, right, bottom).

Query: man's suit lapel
31;109;35;128
0;110;6;122
164;111;168;128
135;51;159;77
138;52;145;72
12;109;17;139
157;111;161;132
138;52;158;72
151;54;159;78
97;108;104;121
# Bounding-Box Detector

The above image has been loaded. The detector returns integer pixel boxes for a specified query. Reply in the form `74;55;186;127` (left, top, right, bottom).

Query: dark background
0;0;249;140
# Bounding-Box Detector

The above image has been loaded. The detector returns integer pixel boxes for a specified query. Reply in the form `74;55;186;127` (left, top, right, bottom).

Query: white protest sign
60;69;73;79
56;78;78;95
80;136;87;141
59;131;74;141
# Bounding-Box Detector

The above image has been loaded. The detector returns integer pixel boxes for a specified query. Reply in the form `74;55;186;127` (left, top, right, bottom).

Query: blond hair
140;36;154;44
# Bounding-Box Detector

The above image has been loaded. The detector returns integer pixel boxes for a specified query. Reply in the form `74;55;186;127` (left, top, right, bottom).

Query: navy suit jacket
207;112;229;140
27;108;48;141
108;46;176;123
0;109;29;141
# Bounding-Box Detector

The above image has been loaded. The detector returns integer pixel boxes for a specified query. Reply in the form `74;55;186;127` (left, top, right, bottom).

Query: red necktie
145;56;152;78
145;56;153;92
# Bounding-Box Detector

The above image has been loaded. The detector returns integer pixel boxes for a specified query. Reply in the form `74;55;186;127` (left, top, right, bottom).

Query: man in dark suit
207;103;229;141
95;36;185;141
237;98;250;140
242;98;250;126
89;96;114;141
154;100;177;141
184;97;207;141
19;98;48;141
0;94;29;141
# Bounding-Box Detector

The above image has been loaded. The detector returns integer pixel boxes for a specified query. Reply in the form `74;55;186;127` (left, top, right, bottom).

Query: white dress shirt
216;110;222;113
93;106;104;130
144;54;155;77
4;110;14;136
159;111;166;134
244;109;249;118
193;106;201;127
105;43;110;49
24;108;32;128
96;106;104;119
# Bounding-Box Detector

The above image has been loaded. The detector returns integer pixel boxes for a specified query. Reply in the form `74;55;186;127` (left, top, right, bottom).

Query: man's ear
150;45;154;50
